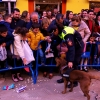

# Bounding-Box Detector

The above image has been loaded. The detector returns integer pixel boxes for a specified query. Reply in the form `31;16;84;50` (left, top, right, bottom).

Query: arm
65;34;75;63
14;36;25;60
6;34;14;47
26;32;32;44
83;27;91;43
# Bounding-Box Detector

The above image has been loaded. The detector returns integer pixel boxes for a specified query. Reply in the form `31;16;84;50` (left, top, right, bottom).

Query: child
27;23;49;65
0;24;14;76
10;27;29;82
0;14;13;35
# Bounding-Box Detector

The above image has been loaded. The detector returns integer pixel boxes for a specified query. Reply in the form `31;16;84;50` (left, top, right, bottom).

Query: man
47;13;72;83
26;12;42;30
48;13;68;34
10;8;26;29
84;10;95;34
57;26;84;87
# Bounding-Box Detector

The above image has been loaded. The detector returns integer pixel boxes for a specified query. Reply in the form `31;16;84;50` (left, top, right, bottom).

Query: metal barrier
34;41;56;83
79;42;100;69
34;41;100;84
0;47;35;83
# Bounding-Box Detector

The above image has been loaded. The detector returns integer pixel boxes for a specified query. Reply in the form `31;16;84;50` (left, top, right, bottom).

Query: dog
55;57;100;100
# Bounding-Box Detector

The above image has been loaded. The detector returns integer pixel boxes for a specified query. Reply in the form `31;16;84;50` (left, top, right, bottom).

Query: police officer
58;26;84;87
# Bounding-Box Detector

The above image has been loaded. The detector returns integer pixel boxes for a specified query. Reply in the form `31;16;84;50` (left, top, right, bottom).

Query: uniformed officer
58;26;84;87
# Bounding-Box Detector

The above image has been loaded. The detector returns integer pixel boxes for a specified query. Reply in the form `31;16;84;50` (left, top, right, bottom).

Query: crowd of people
0;7;100;85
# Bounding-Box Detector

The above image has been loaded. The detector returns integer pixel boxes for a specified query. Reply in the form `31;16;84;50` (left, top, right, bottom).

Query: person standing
55;25;84;87
10;8;26;29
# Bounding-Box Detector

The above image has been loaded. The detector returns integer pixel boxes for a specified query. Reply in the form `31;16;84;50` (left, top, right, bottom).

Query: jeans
33;49;45;64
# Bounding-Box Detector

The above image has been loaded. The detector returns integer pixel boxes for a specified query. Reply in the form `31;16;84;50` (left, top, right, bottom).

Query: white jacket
10;33;25;59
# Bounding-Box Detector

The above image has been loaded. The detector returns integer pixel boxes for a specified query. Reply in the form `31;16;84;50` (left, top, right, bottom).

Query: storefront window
89;2;100;12
0;2;15;14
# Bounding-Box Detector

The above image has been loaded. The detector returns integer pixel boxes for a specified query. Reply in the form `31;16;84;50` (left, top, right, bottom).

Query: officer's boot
57;78;64;83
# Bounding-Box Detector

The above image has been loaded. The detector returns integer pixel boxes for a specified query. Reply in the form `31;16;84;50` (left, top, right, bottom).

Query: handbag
0;46;7;61
21;41;35;64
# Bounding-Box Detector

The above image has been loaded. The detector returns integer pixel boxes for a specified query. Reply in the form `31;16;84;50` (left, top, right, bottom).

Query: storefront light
2;0;16;1
43;0;45;3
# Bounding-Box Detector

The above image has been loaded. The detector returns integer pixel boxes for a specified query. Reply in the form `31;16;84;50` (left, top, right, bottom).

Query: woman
69;15;91;72
65;10;73;25
21;11;30;22
10;27;29;82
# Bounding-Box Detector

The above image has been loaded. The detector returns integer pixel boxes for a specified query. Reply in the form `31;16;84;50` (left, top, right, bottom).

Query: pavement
0;69;100;100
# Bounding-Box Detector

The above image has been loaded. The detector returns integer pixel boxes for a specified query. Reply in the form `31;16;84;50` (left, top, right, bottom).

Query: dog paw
62;91;66;94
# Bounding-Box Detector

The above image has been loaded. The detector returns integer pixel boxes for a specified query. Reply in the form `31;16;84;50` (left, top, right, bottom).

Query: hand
22;58;27;65
89;41;92;44
2;43;6;47
47;38;52;43
68;62;73;68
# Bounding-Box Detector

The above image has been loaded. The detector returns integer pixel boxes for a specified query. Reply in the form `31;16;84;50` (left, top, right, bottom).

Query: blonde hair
41;18;50;26
72;15;81;22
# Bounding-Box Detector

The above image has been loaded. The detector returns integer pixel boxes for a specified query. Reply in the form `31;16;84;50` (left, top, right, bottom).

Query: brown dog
55;57;100;100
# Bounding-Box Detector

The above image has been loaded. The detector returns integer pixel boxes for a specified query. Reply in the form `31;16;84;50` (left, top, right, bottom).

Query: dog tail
89;74;100;80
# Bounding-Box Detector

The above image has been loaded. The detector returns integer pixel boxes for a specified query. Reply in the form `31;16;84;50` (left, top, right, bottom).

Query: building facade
0;0;100;14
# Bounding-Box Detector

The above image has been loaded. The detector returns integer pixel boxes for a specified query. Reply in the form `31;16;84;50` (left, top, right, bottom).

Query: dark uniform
58;26;84;86
59;26;84;69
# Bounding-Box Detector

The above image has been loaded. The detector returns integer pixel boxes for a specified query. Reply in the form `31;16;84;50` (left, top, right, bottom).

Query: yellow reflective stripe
64;27;75;34
59;26;75;40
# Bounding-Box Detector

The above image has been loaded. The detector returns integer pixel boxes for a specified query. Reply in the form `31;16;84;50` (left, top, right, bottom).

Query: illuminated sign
2;0;16;1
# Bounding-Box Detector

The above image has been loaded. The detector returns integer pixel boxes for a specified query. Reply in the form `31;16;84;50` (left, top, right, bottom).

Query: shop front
89;0;100;12
28;0;66;14
0;0;16;14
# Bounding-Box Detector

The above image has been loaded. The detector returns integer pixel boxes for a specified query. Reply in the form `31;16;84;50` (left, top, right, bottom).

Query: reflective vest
59;26;75;40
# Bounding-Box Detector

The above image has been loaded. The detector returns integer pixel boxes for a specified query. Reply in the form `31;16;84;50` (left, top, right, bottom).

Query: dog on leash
55;57;100;100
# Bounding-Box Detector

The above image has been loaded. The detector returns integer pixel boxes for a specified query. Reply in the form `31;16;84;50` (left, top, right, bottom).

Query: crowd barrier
0;45;35;83
1;41;100;84
79;42;100;69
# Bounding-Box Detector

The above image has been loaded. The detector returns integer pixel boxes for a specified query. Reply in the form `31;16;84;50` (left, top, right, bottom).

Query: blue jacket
0;21;13;35
47;19;69;34
0;33;14;49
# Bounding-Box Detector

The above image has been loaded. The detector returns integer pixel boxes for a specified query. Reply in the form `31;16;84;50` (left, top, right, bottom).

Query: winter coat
69;20;91;42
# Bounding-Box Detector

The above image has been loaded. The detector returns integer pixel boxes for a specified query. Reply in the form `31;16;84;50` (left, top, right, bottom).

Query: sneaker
17;73;24;81
12;74;19;82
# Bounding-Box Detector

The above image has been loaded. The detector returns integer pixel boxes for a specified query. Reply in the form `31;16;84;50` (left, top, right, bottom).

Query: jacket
0;33;14;49
10;33;25;59
59;26;83;62
69;20;91;42
27;30;45;50
10;18;26;29
0;21;13;35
